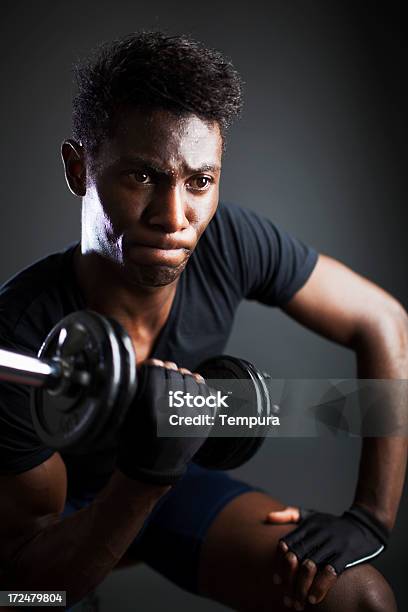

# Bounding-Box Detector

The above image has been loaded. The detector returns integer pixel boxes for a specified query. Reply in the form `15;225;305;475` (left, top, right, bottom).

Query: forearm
4;470;168;607
353;437;407;530
352;310;408;530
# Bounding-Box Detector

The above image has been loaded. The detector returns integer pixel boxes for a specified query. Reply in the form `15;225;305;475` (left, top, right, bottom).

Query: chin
130;261;188;287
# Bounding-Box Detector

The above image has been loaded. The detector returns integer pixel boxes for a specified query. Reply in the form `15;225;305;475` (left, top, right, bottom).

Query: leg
198;491;398;611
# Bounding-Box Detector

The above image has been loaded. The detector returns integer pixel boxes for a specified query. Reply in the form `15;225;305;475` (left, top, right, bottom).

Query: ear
61;139;87;197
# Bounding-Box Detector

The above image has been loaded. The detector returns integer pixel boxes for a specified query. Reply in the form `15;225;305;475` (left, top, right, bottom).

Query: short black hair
72;31;243;156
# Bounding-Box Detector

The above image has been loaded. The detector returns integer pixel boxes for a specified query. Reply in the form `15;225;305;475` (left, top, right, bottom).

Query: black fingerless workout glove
117;364;214;486
281;504;390;575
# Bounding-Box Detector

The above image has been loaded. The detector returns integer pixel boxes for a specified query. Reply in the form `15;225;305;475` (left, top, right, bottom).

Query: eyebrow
117;155;220;175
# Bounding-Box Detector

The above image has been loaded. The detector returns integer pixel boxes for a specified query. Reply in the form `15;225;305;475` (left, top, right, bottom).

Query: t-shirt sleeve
0;333;54;474
219;203;319;306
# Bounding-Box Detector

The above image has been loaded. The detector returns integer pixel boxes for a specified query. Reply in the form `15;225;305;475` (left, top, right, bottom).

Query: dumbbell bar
0;311;136;452
0;348;62;387
0;310;270;469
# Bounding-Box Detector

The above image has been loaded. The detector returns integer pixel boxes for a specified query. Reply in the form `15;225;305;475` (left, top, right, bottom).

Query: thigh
62;464;260;592
198;490;293;610
128;463;261;594
197;491;397;612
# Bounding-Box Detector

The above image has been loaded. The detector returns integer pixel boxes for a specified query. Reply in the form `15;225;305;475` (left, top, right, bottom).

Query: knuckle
323;564;338;578
164;361;178;369
279;539;289;553
301;558;316;575
144;358;164;366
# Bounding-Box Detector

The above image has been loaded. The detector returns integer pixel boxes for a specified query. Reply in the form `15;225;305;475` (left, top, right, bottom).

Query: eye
128;170;152;184
187;176;214;191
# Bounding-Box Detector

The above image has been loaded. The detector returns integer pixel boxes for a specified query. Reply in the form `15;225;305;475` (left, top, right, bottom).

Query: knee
339;564;397;612
358;578;397;612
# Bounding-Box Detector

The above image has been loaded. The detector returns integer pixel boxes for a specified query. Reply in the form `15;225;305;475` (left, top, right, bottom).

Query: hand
117;359;215;486
267;504;389;609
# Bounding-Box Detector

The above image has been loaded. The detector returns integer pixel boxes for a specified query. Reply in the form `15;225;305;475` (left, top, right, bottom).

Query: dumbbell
193;356;272;469
0;311;136;452
0;310;272;469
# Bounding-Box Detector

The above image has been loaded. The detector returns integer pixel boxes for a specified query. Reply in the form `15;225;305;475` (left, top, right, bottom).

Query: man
0;32;406;611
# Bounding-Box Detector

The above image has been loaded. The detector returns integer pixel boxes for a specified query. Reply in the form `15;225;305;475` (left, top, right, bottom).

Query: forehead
98;108;222;171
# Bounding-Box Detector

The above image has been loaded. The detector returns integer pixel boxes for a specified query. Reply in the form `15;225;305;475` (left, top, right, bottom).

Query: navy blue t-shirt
0;202;318;493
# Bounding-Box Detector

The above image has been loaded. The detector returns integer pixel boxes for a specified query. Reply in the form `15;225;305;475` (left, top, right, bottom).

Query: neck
73;245;178;331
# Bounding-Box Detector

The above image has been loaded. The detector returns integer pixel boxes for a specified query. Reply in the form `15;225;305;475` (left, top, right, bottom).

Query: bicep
281;254;404;348
0;453;67;566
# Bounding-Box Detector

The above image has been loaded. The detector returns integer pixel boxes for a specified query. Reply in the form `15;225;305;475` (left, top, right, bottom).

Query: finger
178;367;193;375
177;367;205;384
307;564;338;606
278;549;299;609
192;372;205;383
272;537;289;585
292;558;318;609
143;358;165;367
266;506;301;524
163;361;178;370
281;522;326;561
280;549;299;593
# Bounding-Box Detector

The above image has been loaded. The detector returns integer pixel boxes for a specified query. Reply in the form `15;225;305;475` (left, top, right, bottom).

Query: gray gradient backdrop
1;1;407;610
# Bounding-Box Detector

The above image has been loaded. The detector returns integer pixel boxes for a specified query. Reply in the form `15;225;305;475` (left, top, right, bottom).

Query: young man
0;32;406;611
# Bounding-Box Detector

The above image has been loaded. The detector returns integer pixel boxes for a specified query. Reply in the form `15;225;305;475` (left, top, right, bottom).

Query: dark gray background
1;1;407;610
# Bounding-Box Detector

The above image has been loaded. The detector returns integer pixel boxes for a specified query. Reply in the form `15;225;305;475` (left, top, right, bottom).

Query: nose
145;185;189;234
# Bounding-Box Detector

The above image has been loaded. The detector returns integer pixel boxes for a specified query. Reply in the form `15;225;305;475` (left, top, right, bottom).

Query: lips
136;242;188;251
126;237;192;251
125;240;190;266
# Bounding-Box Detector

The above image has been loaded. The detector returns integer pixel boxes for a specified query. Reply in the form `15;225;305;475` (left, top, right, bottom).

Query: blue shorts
63;463;257;594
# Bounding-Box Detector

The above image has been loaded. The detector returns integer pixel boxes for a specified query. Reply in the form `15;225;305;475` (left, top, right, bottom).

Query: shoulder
206;200;259;233
0;246;79;477
0;244;78;350
193;201;246;273
190;201;275;301
204;201;282;249
199;200;283;265
198;201;264;257
196;201;318;306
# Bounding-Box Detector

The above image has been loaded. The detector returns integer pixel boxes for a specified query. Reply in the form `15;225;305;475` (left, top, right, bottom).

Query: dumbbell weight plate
99;316;138;449
31;311;124;452
194;355;271;470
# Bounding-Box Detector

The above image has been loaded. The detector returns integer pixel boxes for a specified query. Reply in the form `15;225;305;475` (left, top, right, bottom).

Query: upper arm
281;253;407;348
0;453;67;569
